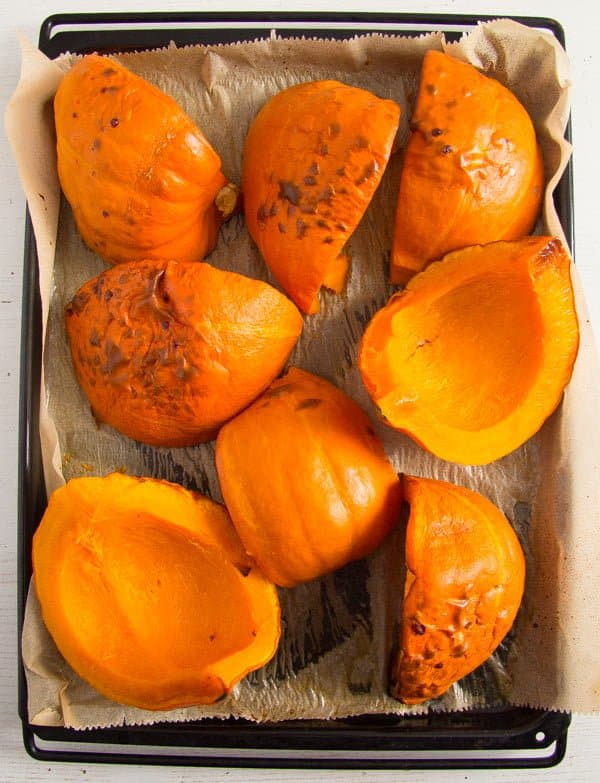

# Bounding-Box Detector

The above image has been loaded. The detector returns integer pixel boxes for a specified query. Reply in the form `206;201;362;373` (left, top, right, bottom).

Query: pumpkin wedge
391;50;544;284
359;237;579;465
391;475;525;705
242;80;400;314
216;367;402;587
65;259;303;446
55;54;231;265
32;474;281;710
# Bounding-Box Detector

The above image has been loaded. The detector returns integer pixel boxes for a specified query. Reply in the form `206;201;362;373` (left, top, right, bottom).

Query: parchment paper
6;19;600;728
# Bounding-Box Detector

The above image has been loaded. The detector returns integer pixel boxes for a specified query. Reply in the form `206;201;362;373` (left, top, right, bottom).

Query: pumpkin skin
391;50;544;284
215;367;402;587
32;473;281;711
391;475;525;705
54;54;229;265
65;259;303;446
359;236;579;465
242;80;400;314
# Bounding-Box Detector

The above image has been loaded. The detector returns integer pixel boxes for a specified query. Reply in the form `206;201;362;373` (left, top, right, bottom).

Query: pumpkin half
391;475;525;705
215;367;402;587
54;54;231;265
65;259;303;446
359;236;579;465
32;473;281;710
242;80;400;314
391;50;544;284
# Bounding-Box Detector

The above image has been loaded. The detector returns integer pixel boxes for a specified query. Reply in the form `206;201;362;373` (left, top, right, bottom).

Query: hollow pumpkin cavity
32;474;281;710
359;237;579;464
386;270;543;431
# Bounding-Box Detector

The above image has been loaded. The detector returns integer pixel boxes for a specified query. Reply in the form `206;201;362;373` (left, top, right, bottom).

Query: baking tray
18;11;573;769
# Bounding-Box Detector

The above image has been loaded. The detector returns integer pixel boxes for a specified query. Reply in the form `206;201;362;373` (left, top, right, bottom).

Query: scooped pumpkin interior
54;54;231;265
65;259;303;447
391;475;526;705
359;236;579;465
32;473;280;711
242;80;400;313
391;50;544;283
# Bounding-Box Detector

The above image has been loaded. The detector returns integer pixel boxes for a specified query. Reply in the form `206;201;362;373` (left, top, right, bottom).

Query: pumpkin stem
216;182;241;221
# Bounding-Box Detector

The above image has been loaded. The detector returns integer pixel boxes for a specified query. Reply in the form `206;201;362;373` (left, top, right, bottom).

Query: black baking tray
18;11;573;769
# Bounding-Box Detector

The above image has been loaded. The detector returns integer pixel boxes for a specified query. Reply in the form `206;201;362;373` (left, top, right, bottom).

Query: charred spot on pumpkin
296;397;323;410
100;85;120;93
278;222;287;234
269;203;278;217
104;290;113;302
411;621;426;636
208;634;216;641
287;204;297;217
318;185;335;204
102;210;110;218
441;144;453;155
434;662;444;669
431;127;444;137
296;219;308;239
317;219;329;229
278;180;301;205
66;291;91;315
425;83;437;95
323;237;334;244
336;166;346;177
309;162;320;175
319;143;329;156
92;138;101;151
336;223;348;232
303;176;317;186
257;203;269;225
300;204;317;215
355;162;378;187
355;136;369;149
110;117;120;128
72;112;78;119
101;67;117;76
263;383;295;399
328;122;341;138
89;329;100;347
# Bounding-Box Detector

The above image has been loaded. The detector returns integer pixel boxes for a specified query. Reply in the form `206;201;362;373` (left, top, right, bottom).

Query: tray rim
18;9;573;770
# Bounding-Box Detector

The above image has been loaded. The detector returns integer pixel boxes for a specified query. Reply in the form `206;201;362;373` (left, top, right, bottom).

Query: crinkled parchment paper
5;18;600;728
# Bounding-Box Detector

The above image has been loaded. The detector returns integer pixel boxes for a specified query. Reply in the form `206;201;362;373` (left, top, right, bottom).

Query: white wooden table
1;1;598;779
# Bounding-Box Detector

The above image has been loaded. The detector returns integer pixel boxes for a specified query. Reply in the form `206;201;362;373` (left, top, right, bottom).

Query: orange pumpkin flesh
65;259;303;446
242;80;400;314
54;54;230;265
359;237;579;465
391;50;544;284
216;367;402;587
391;475;525;705
32;473;281;711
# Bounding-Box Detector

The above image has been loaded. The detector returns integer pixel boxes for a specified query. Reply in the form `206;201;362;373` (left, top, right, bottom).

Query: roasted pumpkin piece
359;237;579;465
65;259;303;447
32;473;281;710
242;80;400;314
391;475;525;705
215;367;402;587
391;50;544;284
54;54;231;265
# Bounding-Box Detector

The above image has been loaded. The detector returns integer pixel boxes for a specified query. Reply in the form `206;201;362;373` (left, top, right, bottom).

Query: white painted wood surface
1;1;598;779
